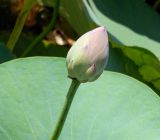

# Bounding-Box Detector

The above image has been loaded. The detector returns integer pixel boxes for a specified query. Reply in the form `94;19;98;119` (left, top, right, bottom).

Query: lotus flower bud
66;26;109;83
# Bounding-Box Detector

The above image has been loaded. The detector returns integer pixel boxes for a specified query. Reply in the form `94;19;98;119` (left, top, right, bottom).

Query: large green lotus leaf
0;57;160;140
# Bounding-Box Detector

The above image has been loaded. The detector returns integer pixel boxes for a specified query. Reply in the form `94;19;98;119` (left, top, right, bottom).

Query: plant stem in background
21;0;60;57
6;0;36;51
51;79;80;140
153;0;160;9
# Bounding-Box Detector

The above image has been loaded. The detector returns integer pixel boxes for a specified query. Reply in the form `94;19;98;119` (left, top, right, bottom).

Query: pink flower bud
66;26;109;83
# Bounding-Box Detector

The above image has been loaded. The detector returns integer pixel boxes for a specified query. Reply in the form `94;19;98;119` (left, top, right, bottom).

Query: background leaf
0;57;160;139
111;42;160;94
88;0;160;58
60;0;160;59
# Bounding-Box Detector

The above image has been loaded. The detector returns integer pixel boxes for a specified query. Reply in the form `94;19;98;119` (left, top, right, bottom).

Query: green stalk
51;79;80;140
153;0;160;10
153;0;160;9
21;0;60;57
7;0;36;51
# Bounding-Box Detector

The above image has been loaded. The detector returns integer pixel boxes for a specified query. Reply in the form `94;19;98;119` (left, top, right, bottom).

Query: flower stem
6;0;36;51
51;79;80;140
153;0;160;9
21;0;60;57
